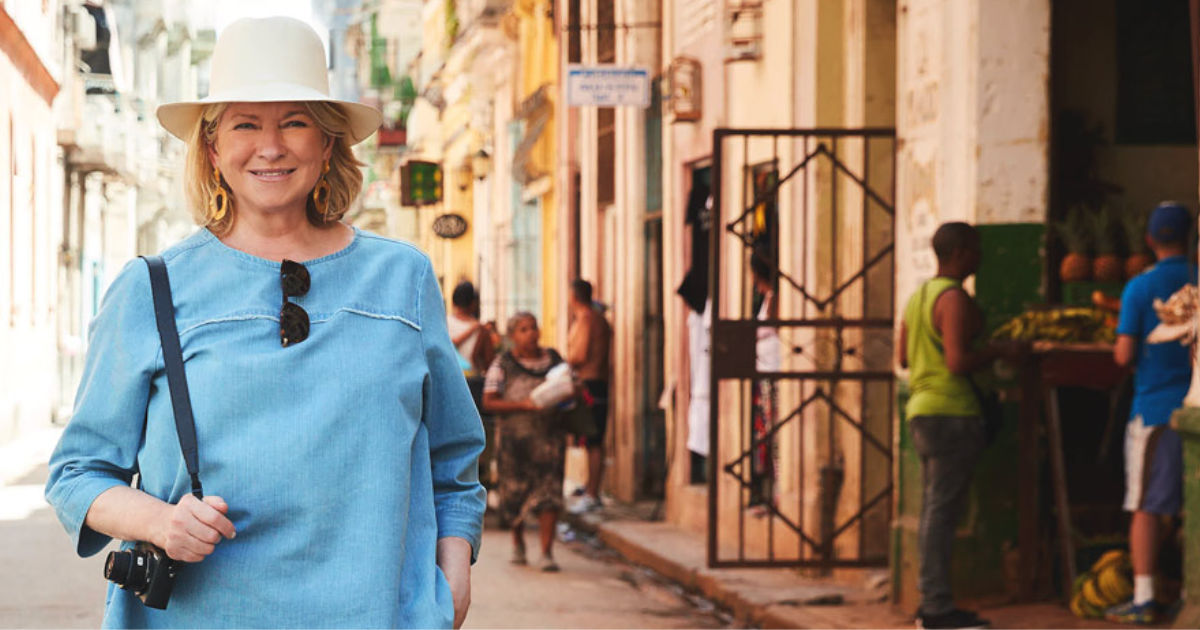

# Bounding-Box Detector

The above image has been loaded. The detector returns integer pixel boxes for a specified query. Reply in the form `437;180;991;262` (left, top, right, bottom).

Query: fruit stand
1013;341;1128;602
994;257;1199;606
990;305;1130;603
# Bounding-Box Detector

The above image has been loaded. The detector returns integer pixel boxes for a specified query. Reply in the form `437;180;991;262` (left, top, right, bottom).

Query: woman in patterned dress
482;312;568;572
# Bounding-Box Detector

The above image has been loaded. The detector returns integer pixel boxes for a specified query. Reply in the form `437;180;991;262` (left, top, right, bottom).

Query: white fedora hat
156;16;382;145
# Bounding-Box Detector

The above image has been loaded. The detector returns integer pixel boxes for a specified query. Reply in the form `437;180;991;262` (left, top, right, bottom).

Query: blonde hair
183;101;366;235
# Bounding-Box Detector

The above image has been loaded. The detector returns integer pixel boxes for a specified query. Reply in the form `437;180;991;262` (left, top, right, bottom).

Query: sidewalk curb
564;510;901;629
563;508;1163;630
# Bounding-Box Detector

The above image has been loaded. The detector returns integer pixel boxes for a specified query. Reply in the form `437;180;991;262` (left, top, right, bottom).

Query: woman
481;313;567;572
749;247;780;509
448;281;499;487
447;281;498;375
44;17;484;629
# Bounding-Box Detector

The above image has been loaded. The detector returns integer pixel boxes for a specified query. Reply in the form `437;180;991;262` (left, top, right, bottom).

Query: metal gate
707;128;896;569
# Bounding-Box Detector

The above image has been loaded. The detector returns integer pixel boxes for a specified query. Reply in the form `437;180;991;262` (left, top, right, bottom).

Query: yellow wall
438;128;477;306
515;0;561;344
423;0;479;309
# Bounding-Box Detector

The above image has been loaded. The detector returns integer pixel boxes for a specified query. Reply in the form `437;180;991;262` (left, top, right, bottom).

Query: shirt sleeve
483;356;505;395
1117;278;1145;339
45;259;159;557
418;259;488;564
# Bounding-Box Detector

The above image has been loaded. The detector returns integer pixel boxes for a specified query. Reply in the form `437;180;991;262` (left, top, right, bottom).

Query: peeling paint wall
974;0;1051;225
896;0;1050;305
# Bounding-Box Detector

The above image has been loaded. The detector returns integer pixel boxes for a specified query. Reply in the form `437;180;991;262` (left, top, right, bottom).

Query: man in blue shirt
1108;202;1196;624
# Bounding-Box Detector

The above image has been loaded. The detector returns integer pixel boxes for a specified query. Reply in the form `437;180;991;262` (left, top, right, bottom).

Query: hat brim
156;83;383;145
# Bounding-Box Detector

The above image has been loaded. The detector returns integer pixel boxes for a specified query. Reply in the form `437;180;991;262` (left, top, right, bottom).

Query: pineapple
1055;207;1093;282
1091;207;1123;282
1120;209;1154;279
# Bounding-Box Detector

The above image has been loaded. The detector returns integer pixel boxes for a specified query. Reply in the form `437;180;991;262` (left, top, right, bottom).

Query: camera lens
104;548;149;590
104;550;133;584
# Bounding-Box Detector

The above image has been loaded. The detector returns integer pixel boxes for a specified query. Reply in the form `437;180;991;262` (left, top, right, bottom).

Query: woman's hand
437;537;473;628
154;494;236;563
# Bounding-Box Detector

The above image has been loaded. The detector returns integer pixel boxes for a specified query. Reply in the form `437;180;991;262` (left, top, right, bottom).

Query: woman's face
509;317;540;352
208;102;332;219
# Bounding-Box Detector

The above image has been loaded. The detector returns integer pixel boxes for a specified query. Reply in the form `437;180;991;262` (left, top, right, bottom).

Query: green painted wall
1172;407;1200;628
893;223;1044;609
974;223;1047;330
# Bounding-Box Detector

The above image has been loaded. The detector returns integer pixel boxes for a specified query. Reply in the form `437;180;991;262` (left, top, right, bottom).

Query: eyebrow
229;110;310;121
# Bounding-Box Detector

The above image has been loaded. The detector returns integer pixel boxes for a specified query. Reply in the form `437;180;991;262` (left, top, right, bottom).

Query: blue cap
1147;202;1192;243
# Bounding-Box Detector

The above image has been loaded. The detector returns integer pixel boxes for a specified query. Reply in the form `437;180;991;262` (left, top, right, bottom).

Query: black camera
104;542;177;609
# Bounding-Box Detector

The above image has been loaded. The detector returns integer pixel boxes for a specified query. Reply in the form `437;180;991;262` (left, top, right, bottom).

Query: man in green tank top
897;222;1022;629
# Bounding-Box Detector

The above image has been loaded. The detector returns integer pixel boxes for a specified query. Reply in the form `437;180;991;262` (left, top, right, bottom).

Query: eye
233;122;256;130
283;119;309;128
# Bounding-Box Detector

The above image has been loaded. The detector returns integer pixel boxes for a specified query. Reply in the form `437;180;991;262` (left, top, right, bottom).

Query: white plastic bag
530;363;575;408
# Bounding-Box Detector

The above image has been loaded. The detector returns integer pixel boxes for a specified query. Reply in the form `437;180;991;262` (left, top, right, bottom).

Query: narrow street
468;528;730;628
9;2;1200;626
0;430;729;629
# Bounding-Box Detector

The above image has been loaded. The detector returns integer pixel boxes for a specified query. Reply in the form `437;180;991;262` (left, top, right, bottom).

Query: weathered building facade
1;1;63;445
0;0;215;447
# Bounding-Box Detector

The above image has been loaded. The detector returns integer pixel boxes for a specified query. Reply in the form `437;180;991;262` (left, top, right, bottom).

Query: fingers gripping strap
142;256;204;499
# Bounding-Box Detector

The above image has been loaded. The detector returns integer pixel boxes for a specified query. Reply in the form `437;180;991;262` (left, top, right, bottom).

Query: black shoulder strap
142;256;203;499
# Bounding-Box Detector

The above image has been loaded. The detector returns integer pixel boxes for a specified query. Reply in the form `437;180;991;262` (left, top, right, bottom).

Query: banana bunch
991;307;1116;344
1070;550;1133;618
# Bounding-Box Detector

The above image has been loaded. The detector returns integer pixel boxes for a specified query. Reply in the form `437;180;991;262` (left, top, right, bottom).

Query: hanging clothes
677;180;712;314
750;289;780;508
687;299;712;456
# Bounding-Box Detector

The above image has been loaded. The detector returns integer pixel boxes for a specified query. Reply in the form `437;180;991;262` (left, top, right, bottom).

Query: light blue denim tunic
45;227;486;628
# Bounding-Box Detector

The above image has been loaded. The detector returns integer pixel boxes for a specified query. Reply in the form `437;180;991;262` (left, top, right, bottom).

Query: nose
255;126;286;161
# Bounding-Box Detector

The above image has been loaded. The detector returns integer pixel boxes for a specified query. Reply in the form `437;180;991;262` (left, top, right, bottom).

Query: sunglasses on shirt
280;259;310;347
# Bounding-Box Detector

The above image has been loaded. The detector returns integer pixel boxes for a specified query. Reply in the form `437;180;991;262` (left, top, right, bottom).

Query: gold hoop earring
312;160;332;218
210;166;230;222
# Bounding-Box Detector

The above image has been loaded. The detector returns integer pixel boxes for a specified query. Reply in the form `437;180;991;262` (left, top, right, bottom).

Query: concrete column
612;0;646;501
578;0;599;285
660;0;684;523
603;0;662;502
895;0;1049;302
837;0;896;566
555;0;575;352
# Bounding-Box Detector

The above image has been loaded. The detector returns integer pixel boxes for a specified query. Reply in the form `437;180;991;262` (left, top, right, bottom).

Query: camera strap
142;256;204;499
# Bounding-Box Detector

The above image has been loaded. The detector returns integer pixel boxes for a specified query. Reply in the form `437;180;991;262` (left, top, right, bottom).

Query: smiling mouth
249;168;296;177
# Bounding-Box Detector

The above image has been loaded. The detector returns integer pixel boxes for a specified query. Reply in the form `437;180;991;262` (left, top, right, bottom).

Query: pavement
470;526;730;628
564;498;1170;630
1;425;1173;629
0;427;106;627
0;427;730;629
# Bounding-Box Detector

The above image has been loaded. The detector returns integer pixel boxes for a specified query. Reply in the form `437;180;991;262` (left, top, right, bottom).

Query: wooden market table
1016;341;1128;602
